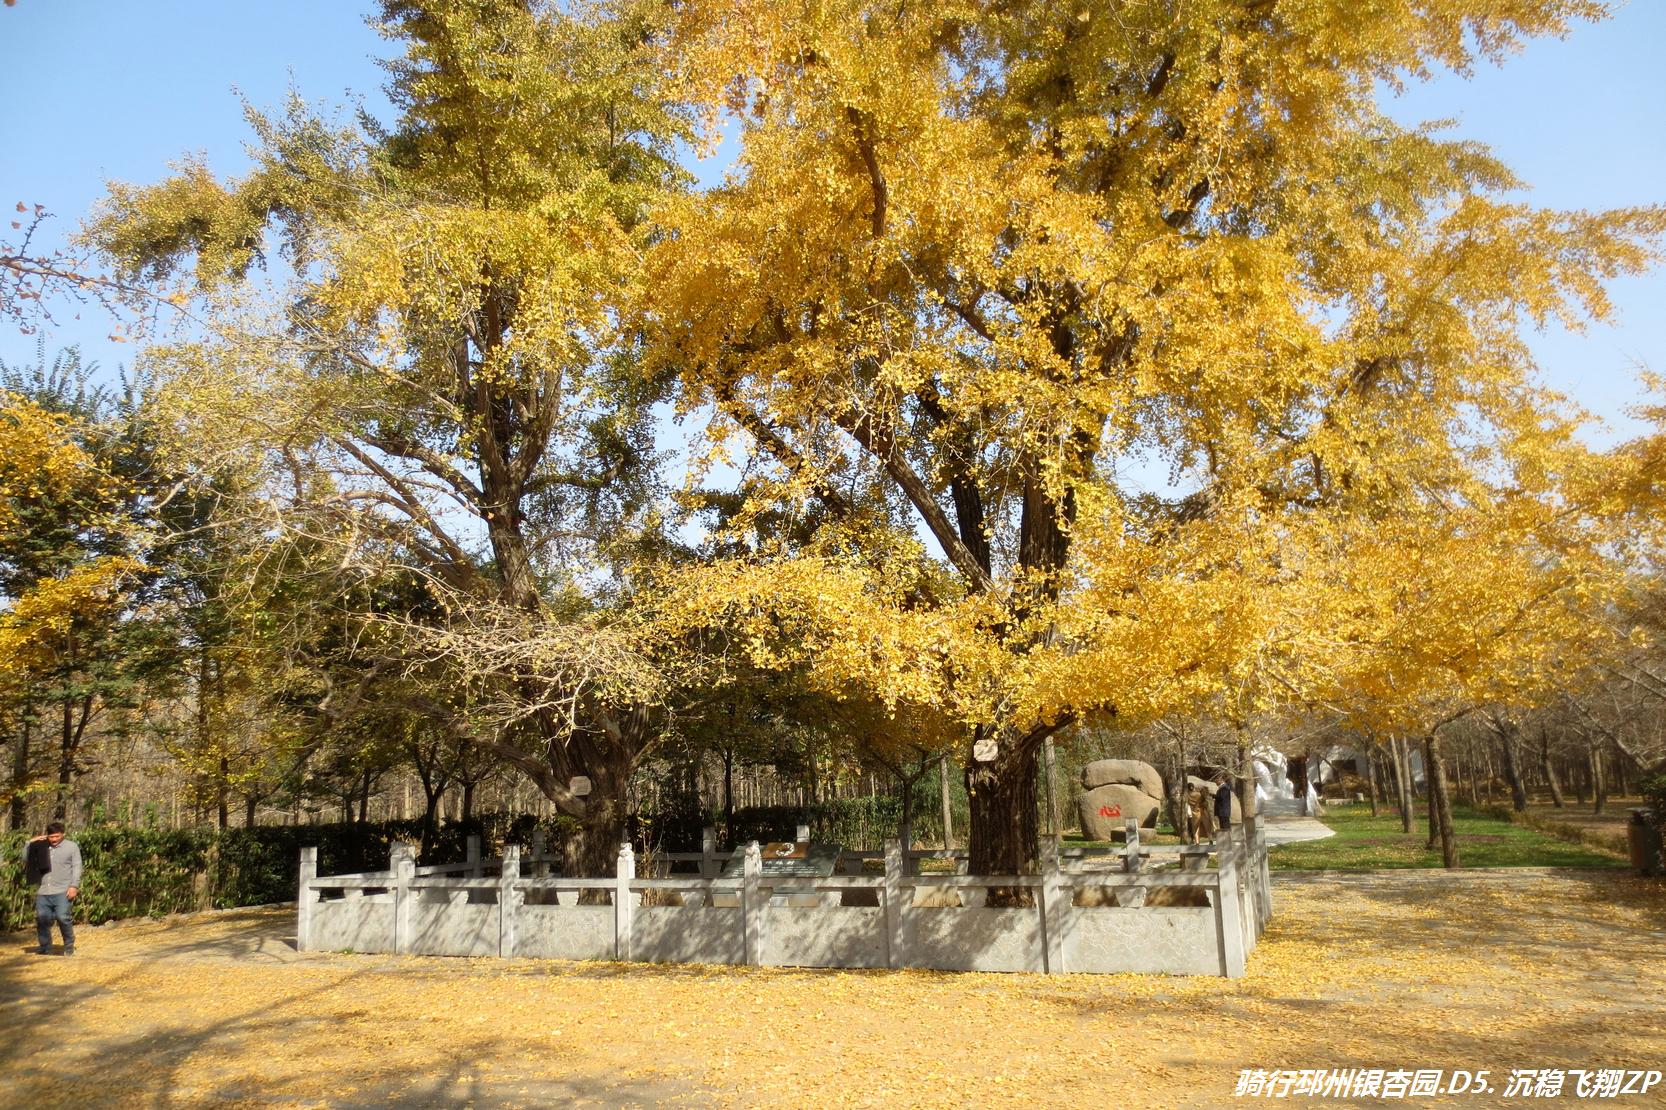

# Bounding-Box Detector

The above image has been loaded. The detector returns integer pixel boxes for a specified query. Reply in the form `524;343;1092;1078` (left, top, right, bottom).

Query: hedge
0;813;563;933
0;796;942;932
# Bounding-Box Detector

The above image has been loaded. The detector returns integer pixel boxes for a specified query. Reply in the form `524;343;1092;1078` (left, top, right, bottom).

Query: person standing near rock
1185;783;1214;844
24;821;83;955
1213;775;1235;837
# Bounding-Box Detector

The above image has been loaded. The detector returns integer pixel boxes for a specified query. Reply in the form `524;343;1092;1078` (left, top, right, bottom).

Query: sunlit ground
3;867;1661;1108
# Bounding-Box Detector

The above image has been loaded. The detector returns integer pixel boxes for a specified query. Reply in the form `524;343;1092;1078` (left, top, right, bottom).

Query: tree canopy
3;0;1659;873
647;0;1663;873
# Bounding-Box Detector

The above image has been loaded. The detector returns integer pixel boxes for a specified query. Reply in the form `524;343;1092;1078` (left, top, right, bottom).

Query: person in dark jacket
1213;775;1235;835
24;821;82;955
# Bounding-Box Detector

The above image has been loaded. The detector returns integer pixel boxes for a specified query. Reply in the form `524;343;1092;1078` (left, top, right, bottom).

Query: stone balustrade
297;821;1270;976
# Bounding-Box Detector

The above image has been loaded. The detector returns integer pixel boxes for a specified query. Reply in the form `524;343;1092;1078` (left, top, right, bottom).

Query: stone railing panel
296;829;1270;977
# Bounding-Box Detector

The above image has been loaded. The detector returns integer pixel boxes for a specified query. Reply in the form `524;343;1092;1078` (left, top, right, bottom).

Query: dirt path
3;869;1663;1108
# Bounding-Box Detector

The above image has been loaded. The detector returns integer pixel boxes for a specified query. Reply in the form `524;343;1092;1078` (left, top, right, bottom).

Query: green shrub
2;826;214;931
641;789;957;854
0;813;571;932
1641;772;1666;828
0;793;965;932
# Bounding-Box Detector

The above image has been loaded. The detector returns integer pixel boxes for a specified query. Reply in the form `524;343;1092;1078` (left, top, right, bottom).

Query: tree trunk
966;735;1040;907
898;770;917;853
54;698;76;820
1500;733;1528;812
461;780;476;821
939;755;954;850
245;793;258;828
560;738;636;898
1366;743;1381;818
1043;737;1060;846
218;754;230;830
564;794;628;896
1590;742;1607;815
1428;733;1460;868
420;786;443;858
1541;730;1564;806
1168;746;1191;841
1382;739;1397;807
9;712;31;831
722;747;735;838
806;732;820;805
1238;733;1259;849
1425;738;1440;850
1393;736;1415;833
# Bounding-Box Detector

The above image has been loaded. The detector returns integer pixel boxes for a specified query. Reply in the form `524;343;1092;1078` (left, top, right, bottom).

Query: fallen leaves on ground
2;870;1662;1108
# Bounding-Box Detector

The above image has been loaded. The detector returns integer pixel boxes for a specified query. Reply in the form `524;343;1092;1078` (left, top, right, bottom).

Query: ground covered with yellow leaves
3;870;1662;1108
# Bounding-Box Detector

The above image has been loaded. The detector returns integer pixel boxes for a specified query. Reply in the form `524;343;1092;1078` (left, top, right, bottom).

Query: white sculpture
1252;745;1297;807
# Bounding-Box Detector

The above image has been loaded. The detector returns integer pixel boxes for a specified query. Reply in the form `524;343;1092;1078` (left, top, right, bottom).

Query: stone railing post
1212;840;1247;978
1122;818;1144;873
1226;823;1252;939
297;847;318;952
882;839;904;969
499;844;521;958
1240;827;1256;945
466;835;482;878
701;827;717;879
391;843;417;956
1254;821;1272;932
1040;837;1069;974
615;842;635;962
742;841;763;967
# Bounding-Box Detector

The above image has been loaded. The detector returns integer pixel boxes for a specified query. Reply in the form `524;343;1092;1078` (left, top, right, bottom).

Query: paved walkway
1260;813;1335;847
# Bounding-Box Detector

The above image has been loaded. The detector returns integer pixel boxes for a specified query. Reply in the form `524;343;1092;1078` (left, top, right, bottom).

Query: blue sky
2;0;1661;442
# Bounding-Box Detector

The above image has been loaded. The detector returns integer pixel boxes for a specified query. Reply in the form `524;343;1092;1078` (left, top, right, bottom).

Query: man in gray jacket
26;821;83;955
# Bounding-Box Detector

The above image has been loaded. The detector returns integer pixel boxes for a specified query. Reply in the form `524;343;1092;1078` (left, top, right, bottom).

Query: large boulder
1081;758;1165;799
1187;775;1244;823
1077;783;1161;839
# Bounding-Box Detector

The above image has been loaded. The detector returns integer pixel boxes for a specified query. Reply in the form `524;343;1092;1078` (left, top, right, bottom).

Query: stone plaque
722;841;839;878
569;776;592;797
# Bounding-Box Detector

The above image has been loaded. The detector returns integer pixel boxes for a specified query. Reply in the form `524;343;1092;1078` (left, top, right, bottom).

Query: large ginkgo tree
648;0;1662;879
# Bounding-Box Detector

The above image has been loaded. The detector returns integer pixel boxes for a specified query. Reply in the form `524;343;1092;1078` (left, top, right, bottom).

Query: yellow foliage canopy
647;0;1663;768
